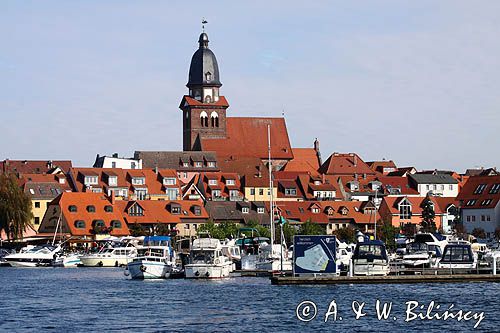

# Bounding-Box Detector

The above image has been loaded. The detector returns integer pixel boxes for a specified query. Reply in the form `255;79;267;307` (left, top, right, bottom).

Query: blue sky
1;1;499;171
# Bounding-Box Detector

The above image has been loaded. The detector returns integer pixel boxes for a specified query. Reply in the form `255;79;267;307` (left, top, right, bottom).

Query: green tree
298;219;325;235
421;197;436;232
129;223;146;237
0;173;34;241
377;221;399;250
471;228;486;239
245;219;271;239
333;226;356;243
197;220;240;240
276;222;297;245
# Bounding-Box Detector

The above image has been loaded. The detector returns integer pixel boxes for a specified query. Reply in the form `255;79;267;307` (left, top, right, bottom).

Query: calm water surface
0;267;498;332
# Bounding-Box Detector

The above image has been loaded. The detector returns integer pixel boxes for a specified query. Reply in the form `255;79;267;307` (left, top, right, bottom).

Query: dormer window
242;207;249;214
285;188;297;196
74;220;85;229
104;205;113;212
194;162;202;168
192;205;202;216
314;180;321;185
84;176;98;186
59;178;66;184
87;205;96;213
212;189;221;198
257;207;265;214
205;72;212;81
490;184;500;194
108;176;117;186
398;199;412;220
465;199;477;206
226;179;235;186
69;205;77;212
327;208;334;216
208;179;218;186
163;177;176;186
474;184;487;194
171;205;181;214
340;208;348;216
131;177;145;186
312;207;320;214
207;161;216;168
182;162;189;167
129;204;144;216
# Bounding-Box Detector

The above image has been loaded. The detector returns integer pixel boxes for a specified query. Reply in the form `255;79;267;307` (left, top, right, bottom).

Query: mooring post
493;257;497;276
349;258;353;277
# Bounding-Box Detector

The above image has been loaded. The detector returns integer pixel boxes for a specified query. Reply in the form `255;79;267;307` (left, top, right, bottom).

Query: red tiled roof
39;192;129;236
283;148;320;175
377;176;419;195
1;160;72;174
382;196;457;215
181;95;229;108
201;117;293;160
456;175;500;209
116;200;208;224
319;153;375;176
20;173;72;192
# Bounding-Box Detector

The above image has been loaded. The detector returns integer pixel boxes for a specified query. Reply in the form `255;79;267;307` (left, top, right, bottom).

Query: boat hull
354;264;390;276
79;256;134;267
127;260;172;279
184;264;231;279
255;259;293;273
6;259;52;267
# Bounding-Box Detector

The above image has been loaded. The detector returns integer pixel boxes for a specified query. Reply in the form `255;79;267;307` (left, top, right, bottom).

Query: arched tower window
204;95;212;103
200;111;208;127
205;71;212;81
210;112;219;127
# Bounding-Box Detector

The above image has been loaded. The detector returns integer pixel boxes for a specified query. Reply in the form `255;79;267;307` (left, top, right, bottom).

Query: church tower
180;32;229;151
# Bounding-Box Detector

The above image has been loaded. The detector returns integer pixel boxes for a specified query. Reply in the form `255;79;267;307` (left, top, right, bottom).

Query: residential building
408;173;459;197
93;153;142;169
456;174;500;237
1;159;72;175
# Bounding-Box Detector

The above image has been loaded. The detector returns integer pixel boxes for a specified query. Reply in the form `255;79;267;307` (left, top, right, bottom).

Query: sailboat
254;125;293;273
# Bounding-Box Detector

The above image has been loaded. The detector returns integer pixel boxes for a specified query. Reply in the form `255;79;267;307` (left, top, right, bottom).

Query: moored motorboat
126;236;176;279
4;244;62;267
352;240;390;276
80;243;137;267
184;238;232;279
438;242;477;270
254;243;293;273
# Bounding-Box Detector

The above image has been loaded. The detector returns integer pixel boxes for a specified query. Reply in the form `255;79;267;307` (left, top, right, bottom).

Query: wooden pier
271;273;500;285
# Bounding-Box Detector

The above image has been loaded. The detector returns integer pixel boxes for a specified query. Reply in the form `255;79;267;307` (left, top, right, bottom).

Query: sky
1;1;499;172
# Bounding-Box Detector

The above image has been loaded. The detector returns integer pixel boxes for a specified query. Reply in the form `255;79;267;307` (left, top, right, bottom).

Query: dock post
494;258;497;276
348;258;353;277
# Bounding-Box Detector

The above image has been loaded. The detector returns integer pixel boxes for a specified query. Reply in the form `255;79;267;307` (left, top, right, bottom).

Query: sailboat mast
268;125;275;247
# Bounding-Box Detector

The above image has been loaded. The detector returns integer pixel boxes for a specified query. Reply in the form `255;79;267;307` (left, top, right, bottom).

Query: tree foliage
420;197;436;233
471;227;486;239
245;220;271;239
333;226;356;243
0;173;34;241
376;221;399;250
276;222;297;245
298;219;325;236
198;220;240;240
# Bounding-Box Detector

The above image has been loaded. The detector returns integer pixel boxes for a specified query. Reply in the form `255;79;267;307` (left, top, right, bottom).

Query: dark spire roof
187;32;222;88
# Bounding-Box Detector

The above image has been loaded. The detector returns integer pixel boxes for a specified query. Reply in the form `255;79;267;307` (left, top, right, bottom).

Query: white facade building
93;154;142;169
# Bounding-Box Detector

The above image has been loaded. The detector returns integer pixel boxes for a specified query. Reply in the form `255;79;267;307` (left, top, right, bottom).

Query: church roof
187;33;222;88
201;117;293;160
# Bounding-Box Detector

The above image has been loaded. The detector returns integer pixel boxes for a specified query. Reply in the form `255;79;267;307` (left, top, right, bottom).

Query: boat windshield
30;245;57;254
407;243;429;254
191;250;215;264
138;248;168;258
441;246;473;262
354;244;387;261
427;245;442;257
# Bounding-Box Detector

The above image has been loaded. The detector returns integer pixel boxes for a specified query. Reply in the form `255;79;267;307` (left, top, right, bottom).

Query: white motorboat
221;239;241;272
353;240;390;276
184;238;233;279
52;253;82;267
402;242;434;268
438;242;477;270
4;244;62;267
80;243;137;267
126;236;176;279
254;243;293;272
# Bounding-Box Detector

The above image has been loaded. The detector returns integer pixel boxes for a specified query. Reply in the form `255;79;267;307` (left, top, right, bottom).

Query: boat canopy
144;236;171;247
353;240;388;261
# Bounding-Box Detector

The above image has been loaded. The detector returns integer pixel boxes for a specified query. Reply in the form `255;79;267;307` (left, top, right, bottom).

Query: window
135;189;148;200
111;162;116;168
312;207;320;214
194;162;202;168
481;215;486;222
69;205;77;212
92;188;102;193
465;199;477;206
84;176;98;185
182;162;189;168
440;185;444;191
207;161;216;168
86;205;96;213
212;190;221;197
285;188;297;196
208;179;218;186
131;162;136;169
184;224;190;229
298;207;305;213
74;220;85;229
210;112;219;127
34;217;40;225
490;184;500;194
257;207;265;214
399;200;412;220
259;189;264;196
171;205;181;214
29;188;35;195
487;215;491;221
472;216;476;222
432;185;437;191
93;220;105;228
167;188;179;200
163;177;176;186
131;177;145;185
474;184;487;194
481;199;492;206
200;111;208;127
111;220;122;228
104;205;113;212
226;179;235;186
250;188;255;195
129;204;144;216
466;216;471;222
193;206;202;216
449;185;453;191
242;207;249;214
205;71;212;81
108;176;117;186
426;185;430;191
35;202;40;208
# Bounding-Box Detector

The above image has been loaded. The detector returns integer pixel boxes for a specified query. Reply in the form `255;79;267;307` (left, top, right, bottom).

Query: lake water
0;267;498;332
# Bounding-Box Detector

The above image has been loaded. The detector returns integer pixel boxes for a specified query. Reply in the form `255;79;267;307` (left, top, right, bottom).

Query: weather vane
202;18;208;32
